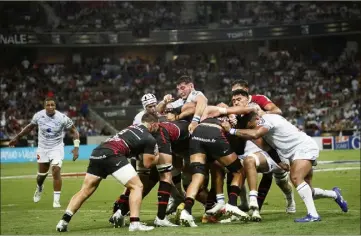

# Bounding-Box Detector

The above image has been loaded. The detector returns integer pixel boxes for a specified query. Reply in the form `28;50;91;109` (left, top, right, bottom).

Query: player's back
100;125;156;157
260;114;316;159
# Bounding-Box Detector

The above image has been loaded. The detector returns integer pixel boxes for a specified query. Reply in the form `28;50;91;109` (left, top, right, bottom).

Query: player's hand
166;113;178;121
8;138;18;147
278;162;290;172
228;114;238;127
188;122;198;134
72;147;79;161
221;120;232;132
163;94;174;104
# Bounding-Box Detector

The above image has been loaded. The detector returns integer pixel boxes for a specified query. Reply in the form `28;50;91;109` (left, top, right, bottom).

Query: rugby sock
296;182;319;217
228;185;241;206
239;185;249;206
130;217;140;223
205;188;216;211
226;172;232;196
184;197;195;214
157;181;172;220
54;191;61;202
118;189;130;216
216;194;225;204
257;173;273;210
62;210;73;223
313;188;337;199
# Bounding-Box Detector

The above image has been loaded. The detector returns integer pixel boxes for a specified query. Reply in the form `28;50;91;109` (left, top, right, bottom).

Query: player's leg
111;157;154;231
56;173;102;232
49;148;64;208
34;149;50;203
180;153;206;227
155;152;178;226
205;161;225;215
290;158;321;222
307;167;348;212
274;171;295;214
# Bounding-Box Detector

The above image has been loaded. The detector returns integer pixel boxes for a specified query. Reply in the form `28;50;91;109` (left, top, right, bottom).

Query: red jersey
250;94;273;111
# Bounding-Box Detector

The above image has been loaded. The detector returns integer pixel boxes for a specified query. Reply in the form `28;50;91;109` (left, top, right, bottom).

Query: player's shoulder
35;109;46;116
54;110;70;120
252;94;270;100
133;110;145;124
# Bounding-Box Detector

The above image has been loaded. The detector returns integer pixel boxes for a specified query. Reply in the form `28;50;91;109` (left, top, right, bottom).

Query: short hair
44;97;56;104
231;79;249;89
141;113;159;123
231;89;249;98
176;75;193;85
240;111;258;127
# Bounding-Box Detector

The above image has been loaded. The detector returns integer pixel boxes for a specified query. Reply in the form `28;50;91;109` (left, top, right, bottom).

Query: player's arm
65;117;80;161
264;103;282;115
9;123;36;146
256;95;282;115
142;137;160;168
221;120;269;140
191;94;208;123
174;103;196;120
156;94;174;114
220;106;256;116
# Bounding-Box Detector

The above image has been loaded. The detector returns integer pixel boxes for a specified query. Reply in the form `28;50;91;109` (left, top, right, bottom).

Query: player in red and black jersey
56;113;160;232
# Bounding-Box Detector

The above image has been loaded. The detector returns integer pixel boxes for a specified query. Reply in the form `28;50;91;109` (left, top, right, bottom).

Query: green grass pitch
1;150;360;235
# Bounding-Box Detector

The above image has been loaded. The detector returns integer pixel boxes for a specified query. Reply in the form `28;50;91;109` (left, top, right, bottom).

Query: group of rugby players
56;76;348;232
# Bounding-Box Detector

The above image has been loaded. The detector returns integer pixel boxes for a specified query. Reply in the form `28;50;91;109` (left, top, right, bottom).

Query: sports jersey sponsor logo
192;136;216;143
322;137;333;150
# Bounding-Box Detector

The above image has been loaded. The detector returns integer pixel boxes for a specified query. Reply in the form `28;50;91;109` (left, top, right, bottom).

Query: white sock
65;209;73;216
313;188;337;199
54;191;61;202
216;194;225;204
239;185;249;205
296;182;319;217
249;190;258;198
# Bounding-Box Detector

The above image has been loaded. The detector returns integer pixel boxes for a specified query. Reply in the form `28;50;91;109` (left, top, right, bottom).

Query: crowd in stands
2;1;360;32
1;42;359;141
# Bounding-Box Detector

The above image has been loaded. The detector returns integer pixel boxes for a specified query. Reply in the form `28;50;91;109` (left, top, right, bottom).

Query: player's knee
289;172;302;186
51;165;61;176
243;156;256;168
274;171;288;185
190;162;206;175
225;159;242;173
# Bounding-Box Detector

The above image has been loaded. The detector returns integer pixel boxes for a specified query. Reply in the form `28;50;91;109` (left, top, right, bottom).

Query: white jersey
258;114;318;160
167;90;205;109
133;110;145;125
31;110;73;149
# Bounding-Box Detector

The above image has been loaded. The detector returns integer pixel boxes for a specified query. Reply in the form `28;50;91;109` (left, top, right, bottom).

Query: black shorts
189;124;233;161
87;148;129;179
155;127;173;155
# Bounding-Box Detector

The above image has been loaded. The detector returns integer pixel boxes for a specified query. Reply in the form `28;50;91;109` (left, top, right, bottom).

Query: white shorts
244;140;262;156
239;151;284;174
36;146;64;168
112;163;138;185
290;141;319;164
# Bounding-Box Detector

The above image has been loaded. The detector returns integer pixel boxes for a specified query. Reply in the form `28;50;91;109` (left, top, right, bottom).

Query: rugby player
9;97;80;208
56;113;160;232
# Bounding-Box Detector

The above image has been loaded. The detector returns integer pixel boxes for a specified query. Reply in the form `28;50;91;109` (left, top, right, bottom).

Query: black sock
172;173;182;186
130;217;140;223
184;197;195;215
157;181;172;220
62;212;73;223
228;185;241;206
257;173;273;210
226;172;232;197
118;189;130;215
205;188;216;211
